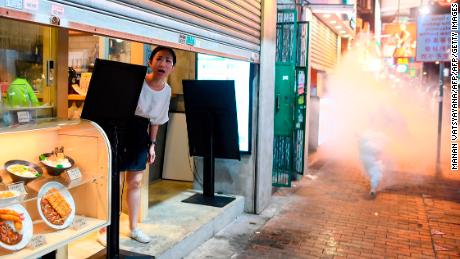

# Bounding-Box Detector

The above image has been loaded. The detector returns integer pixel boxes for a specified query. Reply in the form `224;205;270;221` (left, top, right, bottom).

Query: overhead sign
416;14;450;62
382;23;417;58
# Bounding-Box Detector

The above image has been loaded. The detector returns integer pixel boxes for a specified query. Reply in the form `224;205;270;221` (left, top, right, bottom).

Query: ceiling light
339;30;347;34
330;20;337;24
323;14;331;18
335;25;342;29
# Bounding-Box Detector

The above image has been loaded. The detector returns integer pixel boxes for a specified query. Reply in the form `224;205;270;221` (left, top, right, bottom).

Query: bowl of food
0;190;21;205
39;148;74;176
4;160;43;183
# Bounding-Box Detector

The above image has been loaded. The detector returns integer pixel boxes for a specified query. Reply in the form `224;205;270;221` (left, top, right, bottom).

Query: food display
0;190;20;206
6;165;40;178
40;146;73;169
0;205;33;251
37;181;75;229
4;160;43;183
40;188;72;225
0;191;19;199
0;209;23;245
39;146;75;176
0;120;110;257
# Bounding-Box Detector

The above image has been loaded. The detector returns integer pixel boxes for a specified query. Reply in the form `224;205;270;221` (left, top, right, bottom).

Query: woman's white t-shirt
135;80;171;125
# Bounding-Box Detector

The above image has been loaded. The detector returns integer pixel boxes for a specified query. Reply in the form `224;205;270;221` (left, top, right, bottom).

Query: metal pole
436;62;444;176
107;126;120;258
203;113;214;197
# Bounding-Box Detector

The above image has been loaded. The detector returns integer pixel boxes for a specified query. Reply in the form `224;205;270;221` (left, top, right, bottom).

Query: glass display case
0;18;58;121
0;120;111;258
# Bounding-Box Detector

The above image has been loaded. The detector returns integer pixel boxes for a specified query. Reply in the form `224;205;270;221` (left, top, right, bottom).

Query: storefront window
0;18;57;125
67;34;133;120
108;38;131;63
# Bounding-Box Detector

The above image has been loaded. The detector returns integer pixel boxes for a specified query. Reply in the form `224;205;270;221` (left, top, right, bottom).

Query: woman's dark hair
149;46;176;65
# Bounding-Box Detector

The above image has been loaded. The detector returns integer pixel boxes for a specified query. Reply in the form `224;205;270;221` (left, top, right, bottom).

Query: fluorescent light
339;30;347;34
323;14;331;18
335;25;342;29
330;20;337;24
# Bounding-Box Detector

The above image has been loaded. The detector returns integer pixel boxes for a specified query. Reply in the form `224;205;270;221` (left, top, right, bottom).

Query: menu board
197;54;252;153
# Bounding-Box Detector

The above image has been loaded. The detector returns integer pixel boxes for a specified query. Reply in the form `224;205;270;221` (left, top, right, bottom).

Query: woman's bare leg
126;170;144;230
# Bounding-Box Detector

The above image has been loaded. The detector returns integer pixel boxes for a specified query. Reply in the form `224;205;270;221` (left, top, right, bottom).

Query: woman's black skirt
118;115;150;172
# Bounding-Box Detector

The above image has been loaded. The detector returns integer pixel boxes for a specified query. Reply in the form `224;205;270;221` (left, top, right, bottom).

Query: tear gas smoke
316;33;450;189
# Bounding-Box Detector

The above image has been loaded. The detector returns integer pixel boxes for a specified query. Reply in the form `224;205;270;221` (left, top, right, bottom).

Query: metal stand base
88;248;154;259
182;193;235;208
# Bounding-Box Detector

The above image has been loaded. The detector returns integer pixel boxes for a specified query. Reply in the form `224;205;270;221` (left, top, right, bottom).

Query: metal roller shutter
310;15;338;70
0;0;262;62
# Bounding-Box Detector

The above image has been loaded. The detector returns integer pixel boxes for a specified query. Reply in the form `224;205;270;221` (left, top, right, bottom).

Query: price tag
72;216;87;230
16;111;30;123
28;235;47;249
66;167;82;181
7;182;27;194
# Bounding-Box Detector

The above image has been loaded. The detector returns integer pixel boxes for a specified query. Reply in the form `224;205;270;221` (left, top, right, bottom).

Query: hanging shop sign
382;23;417;58
416;14;450;62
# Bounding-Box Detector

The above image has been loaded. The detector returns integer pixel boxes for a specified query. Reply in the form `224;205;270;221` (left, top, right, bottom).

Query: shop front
272;1;355;187
304;3;355;159
0;0;276;257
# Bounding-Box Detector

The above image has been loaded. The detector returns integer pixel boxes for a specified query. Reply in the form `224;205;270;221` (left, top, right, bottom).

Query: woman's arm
148;124;159;164
149;124;159;143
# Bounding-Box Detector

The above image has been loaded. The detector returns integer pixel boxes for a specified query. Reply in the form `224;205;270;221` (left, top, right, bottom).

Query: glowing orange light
437;0;458;6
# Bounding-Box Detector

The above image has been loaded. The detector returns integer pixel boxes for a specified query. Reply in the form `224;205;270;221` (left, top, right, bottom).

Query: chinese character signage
382;23;417;58
416;14;450;62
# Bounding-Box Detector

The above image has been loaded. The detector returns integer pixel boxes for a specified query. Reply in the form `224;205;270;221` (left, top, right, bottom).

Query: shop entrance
308;68;327;162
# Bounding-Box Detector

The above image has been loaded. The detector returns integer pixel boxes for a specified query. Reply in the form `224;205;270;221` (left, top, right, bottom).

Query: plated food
37;182;75;229
0;209;23;245
39;146;75;176
0;204;33;251
40;188;72;225
0;191;19;199
6;164;40;178
0;190;20;206
4;160;43;183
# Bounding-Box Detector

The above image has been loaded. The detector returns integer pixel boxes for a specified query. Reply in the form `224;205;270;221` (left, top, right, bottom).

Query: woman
100;46;175;244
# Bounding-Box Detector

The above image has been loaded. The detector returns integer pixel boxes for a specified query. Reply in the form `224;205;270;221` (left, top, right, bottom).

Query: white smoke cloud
316;33;447;190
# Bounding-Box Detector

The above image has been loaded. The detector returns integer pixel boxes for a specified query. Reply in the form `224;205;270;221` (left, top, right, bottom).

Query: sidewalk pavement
188;160;460;259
